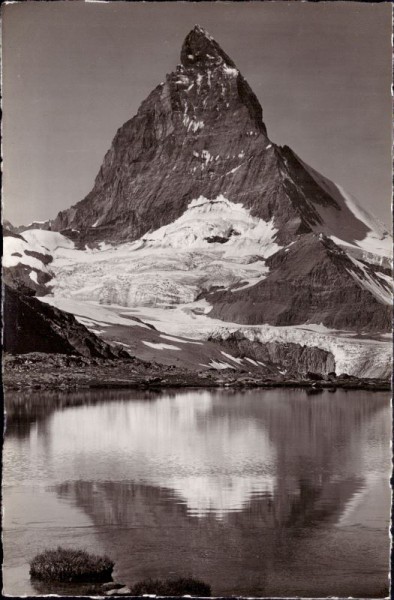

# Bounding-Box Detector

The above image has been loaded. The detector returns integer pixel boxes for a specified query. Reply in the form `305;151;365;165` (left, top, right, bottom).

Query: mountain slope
3;285;130;358
208;233;391;331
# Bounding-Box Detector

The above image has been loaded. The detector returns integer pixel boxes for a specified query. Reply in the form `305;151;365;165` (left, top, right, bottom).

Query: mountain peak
180;25;237;70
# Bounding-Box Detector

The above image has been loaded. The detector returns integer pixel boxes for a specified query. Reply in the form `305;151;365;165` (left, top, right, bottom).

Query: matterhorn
4;26;392;379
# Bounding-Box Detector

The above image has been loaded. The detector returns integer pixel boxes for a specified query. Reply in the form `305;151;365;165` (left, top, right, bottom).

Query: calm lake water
3;388;391;597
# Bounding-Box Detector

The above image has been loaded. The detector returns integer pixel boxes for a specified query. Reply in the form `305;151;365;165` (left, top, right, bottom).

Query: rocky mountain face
51;25;385;250
3;285;129;358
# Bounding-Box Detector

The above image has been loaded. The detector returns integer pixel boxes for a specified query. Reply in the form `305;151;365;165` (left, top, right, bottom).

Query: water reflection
3;388;390;597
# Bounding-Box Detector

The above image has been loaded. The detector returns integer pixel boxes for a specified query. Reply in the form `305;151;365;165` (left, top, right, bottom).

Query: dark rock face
3;285;129;359
212;330;336;375
208;234;391;331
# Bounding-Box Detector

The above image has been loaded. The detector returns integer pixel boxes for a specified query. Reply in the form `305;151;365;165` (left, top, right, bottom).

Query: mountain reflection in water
3;388;390;597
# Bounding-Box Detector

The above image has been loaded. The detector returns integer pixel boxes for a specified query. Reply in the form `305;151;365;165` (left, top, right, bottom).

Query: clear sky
2;1;392;227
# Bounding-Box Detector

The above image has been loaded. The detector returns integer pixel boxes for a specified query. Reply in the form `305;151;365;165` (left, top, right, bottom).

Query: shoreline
5;381;390;392
3;353;390;393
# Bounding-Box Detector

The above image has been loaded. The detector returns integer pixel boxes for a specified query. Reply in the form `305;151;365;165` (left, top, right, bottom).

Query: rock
102;582;125;591
115;586;132;595
306;371;324;381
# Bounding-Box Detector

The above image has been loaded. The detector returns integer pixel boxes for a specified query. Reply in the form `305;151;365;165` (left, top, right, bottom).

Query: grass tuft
29;547;114;582
130;576;211;596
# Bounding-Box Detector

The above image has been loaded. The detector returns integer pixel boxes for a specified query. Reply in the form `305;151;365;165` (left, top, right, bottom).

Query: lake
3;388;391;597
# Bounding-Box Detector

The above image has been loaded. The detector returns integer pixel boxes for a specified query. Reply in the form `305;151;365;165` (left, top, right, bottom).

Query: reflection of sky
4;391;277;517
3;389;391;597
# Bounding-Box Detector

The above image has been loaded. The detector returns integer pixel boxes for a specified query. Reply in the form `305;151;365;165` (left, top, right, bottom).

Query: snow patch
143;341;181;351
221;351;243;365
201;149;212;166
208;360;236;370
184;115;204;132
245;358;259;366
228;165;241;175
160;334;203;346
223;66;238;77
231;271;269;291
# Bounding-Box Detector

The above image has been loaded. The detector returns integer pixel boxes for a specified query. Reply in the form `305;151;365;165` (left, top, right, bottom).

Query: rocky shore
3;353;390;392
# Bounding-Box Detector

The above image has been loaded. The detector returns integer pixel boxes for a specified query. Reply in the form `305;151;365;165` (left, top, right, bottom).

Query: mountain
3;26;392;377
50;26;391;259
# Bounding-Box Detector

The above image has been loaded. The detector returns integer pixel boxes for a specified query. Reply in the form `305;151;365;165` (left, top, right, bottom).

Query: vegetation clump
130;576;211;596
29;547;114;582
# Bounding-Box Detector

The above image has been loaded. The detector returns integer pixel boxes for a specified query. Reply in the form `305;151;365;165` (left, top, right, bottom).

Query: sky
2;1;392;228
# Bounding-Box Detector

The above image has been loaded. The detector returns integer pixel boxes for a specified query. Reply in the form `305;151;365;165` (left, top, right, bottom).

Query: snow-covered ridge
144;195;281;256
3;229;73;272
297;156;392;263
3;236;49;271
